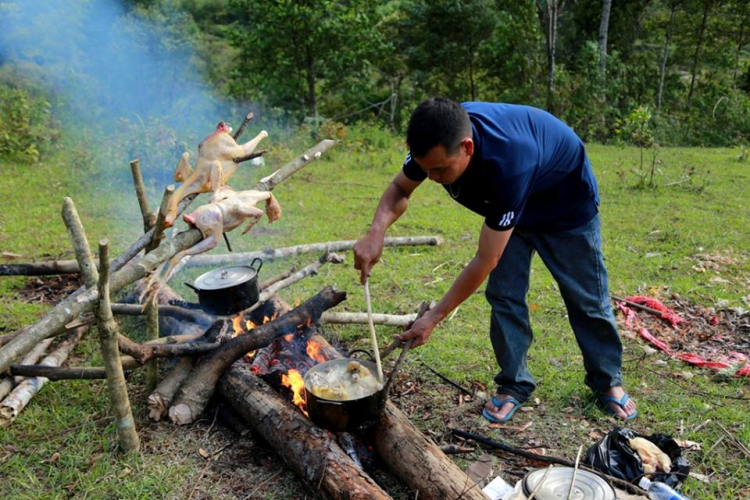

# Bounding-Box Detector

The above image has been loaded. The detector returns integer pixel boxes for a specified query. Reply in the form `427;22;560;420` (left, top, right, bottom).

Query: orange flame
281;369;308;416
306;340;326;363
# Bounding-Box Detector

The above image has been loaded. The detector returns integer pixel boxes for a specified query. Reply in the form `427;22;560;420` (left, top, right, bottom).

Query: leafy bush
0;82;55;163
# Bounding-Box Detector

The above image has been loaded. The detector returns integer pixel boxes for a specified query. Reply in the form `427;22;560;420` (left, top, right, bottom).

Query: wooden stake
232;112;254;140
97;239;140;454
129;159;156;232
62;197;98;287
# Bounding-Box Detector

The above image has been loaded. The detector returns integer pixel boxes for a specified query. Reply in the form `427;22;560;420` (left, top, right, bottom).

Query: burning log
168;287;346;425
0;325;88;427
303;334;488;500
218;364;392;500
183;235;443;269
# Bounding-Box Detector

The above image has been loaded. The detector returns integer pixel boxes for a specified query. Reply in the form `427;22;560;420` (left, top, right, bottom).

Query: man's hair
406;97;471;157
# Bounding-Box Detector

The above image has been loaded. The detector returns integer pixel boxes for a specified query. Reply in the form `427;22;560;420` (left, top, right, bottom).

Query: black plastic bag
583;427;690;487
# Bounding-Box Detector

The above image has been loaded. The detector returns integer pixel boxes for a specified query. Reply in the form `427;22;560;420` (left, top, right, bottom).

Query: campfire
231;310;331;416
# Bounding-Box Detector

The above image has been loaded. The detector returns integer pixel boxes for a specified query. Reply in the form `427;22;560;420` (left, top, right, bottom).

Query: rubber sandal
482;396;523;423
597;392;638;420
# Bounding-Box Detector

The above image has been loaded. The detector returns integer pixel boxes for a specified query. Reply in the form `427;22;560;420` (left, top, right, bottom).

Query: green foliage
0;79;55;163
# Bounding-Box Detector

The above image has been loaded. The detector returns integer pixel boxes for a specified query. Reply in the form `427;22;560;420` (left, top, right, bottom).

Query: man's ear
462;138;474;156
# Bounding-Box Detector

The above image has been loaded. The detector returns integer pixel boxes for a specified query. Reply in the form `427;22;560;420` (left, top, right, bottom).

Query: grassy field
0;130;748;499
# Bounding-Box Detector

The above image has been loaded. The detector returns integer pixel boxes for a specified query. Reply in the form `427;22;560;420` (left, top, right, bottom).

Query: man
353;98;637;422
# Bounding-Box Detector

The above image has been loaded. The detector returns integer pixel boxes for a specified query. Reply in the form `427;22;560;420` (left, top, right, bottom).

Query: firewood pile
0;117;487;499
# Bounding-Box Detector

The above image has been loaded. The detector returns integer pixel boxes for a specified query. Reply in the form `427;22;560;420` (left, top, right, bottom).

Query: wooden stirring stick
364;279;384;383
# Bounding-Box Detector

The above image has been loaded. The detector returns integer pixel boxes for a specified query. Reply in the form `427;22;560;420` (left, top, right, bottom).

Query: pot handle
249;257;263;274
184;282;200;293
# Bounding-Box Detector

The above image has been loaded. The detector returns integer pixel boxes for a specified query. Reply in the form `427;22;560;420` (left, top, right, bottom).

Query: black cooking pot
303;358;387;432
184;258;263;316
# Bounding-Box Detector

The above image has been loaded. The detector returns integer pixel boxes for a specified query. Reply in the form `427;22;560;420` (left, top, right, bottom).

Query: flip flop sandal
598;392;638;420
482;396;523;424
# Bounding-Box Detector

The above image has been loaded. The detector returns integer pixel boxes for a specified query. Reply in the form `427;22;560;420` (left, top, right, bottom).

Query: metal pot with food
184;258;263;316
303;357;387;432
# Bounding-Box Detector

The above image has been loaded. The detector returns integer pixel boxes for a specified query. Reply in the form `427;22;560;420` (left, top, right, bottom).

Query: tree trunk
538;0;564;113
657;1;679;114
688;0;712;103
306;44;317;120
598;0;612;78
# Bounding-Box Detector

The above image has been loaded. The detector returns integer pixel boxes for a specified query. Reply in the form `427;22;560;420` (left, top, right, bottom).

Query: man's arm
353;170;422;283
397;223;513;347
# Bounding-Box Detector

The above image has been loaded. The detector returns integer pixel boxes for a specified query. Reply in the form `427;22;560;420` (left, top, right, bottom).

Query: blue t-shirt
402;102;599;232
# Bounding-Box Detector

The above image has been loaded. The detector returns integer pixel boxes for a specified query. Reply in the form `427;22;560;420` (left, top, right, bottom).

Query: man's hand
353;232;384;284
395;314;438;348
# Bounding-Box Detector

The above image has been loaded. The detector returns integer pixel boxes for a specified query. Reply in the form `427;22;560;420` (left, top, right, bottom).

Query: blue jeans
485;214;623;402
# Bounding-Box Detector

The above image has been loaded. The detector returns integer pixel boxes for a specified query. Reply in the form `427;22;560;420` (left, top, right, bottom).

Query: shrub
0;82;54;163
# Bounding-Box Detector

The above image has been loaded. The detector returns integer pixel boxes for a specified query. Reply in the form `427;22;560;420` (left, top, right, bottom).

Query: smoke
0;0;248;177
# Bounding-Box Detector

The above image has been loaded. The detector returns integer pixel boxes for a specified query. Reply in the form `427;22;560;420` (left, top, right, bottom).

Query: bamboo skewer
364;280;384;383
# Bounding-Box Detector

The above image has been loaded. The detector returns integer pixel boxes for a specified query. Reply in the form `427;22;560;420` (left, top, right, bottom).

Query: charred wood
168;287;346;425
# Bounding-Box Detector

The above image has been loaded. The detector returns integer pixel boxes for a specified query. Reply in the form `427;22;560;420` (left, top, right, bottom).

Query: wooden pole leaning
97;240;140;454
144;185;174;391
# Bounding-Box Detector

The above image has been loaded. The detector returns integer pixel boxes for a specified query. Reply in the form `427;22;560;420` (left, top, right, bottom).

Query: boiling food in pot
307;361;383;401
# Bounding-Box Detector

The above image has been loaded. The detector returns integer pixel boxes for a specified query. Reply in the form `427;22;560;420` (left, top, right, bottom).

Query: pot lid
194;266;257;290
523;467;615;500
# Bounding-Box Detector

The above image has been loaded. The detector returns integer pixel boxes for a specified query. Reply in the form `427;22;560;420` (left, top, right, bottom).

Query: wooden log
0;327;27;349
310;332;487;500
111;303;418;329
144;186;173;391
0;326;87;427
232;112;254;141
184;235;443;269
245;252;344;315
218;364;392;500
9;363;140;380
129;159;156;232
96;239;140;453
62;197;99;287
0;338;53;400
147;356;195;421
169;287;346;425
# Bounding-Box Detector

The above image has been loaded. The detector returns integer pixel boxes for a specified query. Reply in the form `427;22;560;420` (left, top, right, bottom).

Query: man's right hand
353;232;384;284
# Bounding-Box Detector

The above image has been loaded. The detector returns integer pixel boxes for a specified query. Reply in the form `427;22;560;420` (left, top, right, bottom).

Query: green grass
1;133;749;499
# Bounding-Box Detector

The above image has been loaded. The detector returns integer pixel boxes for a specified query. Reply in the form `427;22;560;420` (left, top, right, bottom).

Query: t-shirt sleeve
483;148;536;232
401;152;427;182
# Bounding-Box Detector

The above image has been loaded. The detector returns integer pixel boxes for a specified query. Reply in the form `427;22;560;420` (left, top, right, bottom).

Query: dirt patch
17;275;83;304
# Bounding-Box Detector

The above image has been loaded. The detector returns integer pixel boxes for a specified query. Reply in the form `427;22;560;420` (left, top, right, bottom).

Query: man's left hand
396;315;437;348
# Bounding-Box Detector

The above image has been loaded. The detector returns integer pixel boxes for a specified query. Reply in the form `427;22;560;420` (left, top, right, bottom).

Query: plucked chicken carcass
141;186;281;303
163;121;268;227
